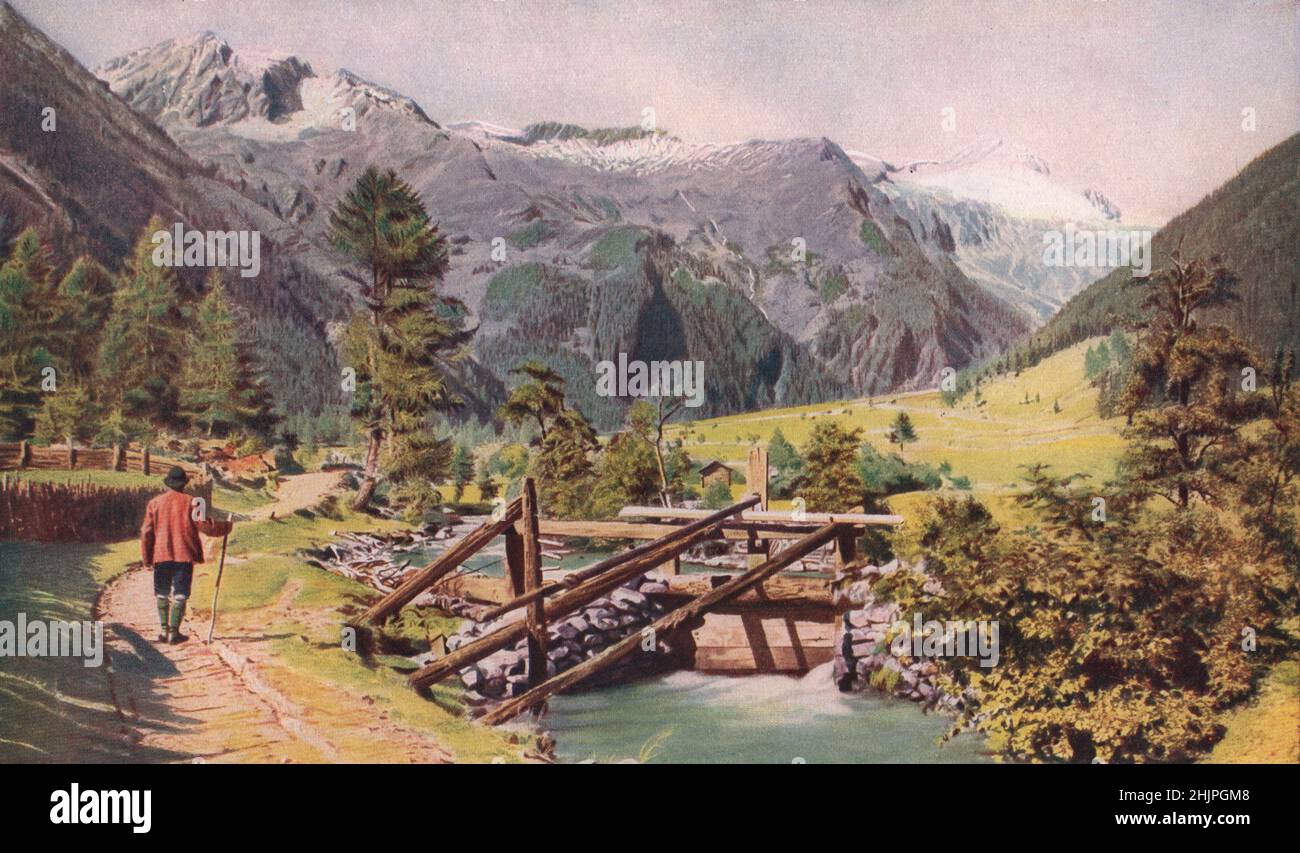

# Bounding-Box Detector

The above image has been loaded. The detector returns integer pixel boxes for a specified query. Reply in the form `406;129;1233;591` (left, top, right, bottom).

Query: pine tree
450;444;474;502
54;257;115;382
95;217;190;433
328;167;466;511
0;228;61;439
180;270;277;439
475;461;499;503
1119;254;1258;507
801;421;864;512
887;411;918;459
33;383;95;452
532;407;598;518
499;361;566;443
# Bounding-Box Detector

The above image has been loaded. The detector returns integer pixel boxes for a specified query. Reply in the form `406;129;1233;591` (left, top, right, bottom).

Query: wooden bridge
350;449;902;725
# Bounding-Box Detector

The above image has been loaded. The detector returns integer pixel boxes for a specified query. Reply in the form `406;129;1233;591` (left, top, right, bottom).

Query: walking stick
206;530;230;644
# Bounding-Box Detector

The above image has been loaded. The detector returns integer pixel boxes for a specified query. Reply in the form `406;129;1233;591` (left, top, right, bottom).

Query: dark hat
163;466;189;489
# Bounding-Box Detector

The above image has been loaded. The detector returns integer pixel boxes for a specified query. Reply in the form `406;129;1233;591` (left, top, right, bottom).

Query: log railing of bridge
479;520;845;724
346;470;903;724
405;492;762;690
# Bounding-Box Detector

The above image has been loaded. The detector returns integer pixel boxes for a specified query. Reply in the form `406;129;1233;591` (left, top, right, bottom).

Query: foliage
328;166;466;511
0;229;62;438
95;216;190;432
531;408;598;519
475;460;499;502
800;421;864;512
180;271;277;439
857;443;942;498
887;411;918;457
1118;254;1260;508
499;361;567;442
767;427;803;498
892;480;1293;763
701;479;733;510
33;383;95;448
449;444;474;502
589;430;661;518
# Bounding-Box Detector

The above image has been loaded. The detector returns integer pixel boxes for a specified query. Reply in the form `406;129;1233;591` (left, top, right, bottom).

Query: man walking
140;466;232;644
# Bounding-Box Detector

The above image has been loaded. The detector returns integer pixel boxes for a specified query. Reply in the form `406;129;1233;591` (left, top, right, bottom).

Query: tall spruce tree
180;270;277;438
0;228;61;439
95;217;189;434
328;166;467;511
1118;254;1258;507
54;257;115;382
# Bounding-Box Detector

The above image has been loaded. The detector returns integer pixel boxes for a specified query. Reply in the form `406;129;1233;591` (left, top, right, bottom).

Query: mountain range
2;4;1288;431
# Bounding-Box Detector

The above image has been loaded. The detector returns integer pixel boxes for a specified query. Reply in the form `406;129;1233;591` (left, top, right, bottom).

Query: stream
540;662;991;764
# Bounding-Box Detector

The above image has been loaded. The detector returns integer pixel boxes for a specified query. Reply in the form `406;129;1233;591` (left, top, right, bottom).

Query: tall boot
167;596;189;644
155;596;170;643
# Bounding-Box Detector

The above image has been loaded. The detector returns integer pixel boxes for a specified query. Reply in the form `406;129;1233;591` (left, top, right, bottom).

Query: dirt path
92;470;456;763
96;563;457;763
246;470;344;521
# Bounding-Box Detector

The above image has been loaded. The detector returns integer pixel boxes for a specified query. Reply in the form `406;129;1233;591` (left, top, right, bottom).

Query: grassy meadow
664;338;1127;523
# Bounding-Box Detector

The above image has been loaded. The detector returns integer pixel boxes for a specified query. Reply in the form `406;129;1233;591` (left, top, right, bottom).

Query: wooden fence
0;474;213;542
0;441;205;481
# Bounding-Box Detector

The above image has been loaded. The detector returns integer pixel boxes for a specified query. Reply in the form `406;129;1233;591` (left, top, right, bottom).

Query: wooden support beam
519;478;546;688
835;527;857;571
477;496;761;624
408;497;760;689
617;506;903;526
504;526;525;596
353;498;523;626
747;447;769;510
479;521;844;725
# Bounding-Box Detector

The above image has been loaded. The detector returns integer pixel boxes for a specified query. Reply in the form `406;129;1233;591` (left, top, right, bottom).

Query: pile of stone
443;572;680;713
681;540;838;572
831;559;962;712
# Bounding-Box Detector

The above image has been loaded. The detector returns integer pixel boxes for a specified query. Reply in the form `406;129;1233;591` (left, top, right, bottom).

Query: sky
11;0;1298;221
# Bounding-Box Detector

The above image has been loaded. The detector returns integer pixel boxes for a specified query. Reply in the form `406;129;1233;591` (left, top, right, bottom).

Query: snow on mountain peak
887;136;1123;223
96;35;435;138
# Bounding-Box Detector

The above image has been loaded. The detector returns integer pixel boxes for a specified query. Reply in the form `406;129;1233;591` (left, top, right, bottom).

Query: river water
411;539;989;763
540;662;992;764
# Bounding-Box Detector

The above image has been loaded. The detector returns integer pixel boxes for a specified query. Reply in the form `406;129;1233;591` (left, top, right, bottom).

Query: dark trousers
152;561;194;598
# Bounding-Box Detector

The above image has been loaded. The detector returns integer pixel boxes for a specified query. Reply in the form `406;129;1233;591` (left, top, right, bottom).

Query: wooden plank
478;522;843;725
617;506;903;526
538;519;829;541
519;478;546;688
353;498;523;625
408;497;761;688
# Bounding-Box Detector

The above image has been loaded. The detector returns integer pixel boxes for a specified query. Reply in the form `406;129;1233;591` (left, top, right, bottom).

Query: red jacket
140;489;231;566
